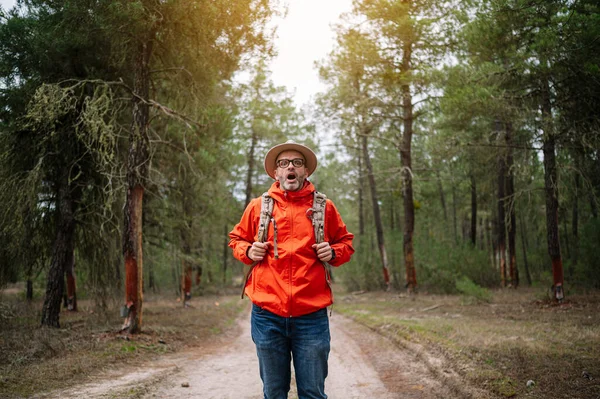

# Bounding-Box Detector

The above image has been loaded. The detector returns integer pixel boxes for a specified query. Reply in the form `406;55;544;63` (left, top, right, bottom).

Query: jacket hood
268;180;315;203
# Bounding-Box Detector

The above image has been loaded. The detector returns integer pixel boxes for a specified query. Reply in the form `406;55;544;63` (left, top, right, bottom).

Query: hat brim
264;142;318;179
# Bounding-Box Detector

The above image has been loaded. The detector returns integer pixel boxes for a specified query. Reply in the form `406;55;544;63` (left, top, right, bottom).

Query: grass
334;287;600;398
0;289;247;398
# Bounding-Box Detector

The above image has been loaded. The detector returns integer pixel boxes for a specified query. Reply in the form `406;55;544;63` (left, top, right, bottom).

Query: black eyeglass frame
276;158;305;168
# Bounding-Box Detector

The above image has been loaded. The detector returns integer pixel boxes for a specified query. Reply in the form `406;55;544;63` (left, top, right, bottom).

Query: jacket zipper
286;191;293;317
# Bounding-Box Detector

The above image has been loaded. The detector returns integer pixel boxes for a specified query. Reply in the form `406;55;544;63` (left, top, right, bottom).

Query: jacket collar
268;180;315;203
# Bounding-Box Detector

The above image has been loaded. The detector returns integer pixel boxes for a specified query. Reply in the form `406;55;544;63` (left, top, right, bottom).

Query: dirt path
44;309;456;399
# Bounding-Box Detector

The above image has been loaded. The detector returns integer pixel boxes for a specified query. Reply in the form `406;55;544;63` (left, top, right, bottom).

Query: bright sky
0;0;352;106
270;0;352;106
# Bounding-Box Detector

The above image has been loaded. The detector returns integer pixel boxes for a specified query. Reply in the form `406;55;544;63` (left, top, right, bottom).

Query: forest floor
0;285;599;398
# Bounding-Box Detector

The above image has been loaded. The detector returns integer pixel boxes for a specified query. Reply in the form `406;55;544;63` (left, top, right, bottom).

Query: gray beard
281;177;305;192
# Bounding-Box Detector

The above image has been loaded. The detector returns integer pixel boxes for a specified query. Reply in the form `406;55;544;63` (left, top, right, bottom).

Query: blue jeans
251;304;330;399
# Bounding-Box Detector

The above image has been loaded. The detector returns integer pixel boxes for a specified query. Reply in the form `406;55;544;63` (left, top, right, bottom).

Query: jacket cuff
240;243;254;265
329;246;341;266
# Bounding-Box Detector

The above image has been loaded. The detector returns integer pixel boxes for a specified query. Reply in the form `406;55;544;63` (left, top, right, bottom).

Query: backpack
240;191;331;298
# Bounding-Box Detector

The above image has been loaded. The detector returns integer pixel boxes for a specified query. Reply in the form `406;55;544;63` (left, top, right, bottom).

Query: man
229;141;354;399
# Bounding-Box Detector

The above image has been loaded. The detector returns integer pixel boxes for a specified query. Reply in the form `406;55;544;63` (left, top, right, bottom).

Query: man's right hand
248;242;269;262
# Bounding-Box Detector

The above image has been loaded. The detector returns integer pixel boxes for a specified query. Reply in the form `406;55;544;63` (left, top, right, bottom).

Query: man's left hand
312;242;333;262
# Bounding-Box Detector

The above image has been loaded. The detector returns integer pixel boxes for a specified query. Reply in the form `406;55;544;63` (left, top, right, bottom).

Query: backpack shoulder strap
311;191;327;244
256;192;274;243
311;191;334;301
241;192;274;299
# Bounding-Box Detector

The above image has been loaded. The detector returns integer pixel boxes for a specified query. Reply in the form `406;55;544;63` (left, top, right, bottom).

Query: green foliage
231;57;311;204
455;276;492;303
1;0;599;303
414;237;497;294
574;218;600;289
337;236;387;292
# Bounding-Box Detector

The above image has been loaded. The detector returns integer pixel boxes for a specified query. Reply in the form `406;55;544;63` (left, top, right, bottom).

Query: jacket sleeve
325;199;355;267
228;198;260;265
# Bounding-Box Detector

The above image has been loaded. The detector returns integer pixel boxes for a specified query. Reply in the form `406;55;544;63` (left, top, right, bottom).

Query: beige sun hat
263;140;318;179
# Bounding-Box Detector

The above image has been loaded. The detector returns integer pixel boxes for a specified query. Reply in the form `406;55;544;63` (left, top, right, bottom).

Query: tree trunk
470;174;477;246
400;39;417;292
182;260;192;306
496;120;507;288
452;183;458;245
65;253;77;311
436;171;448;223
562;211;570;260
244;127;258;208
541;79;564;302
519;213;532;286
505;124;518;288
26;280;33;301
358;150;365;236
485;218;494;267
180;179;194;306
41;181;76;328
361;134;390;288
122;38;153;333
180;219;192;306
507;191;518;288
571;169;579;278
479;217;485;251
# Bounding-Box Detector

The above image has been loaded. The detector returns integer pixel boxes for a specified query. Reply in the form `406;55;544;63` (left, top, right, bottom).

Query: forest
1;0;599;397
0;0;599;375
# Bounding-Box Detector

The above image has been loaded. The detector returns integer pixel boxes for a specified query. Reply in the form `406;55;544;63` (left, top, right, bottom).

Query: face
274;150;308;192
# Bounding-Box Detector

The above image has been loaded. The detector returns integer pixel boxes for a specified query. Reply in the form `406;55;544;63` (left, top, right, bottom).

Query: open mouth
286;173;297;181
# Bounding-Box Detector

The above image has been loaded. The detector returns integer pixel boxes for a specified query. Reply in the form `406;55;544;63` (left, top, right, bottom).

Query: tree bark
571;168;579;277
26;280;33;301
436;171;448;223
470;174;477;246
65;254;77;311
519;213;532;286
361;134;390;289
400;38;417;292
41;180;76;328
507;191;518;288
452;183;458;245
541;79;564;302
496;120;507;288
505;124;518;288
479;217;485;251
122;38;153;333
180;179;193;306
182;260;192;306
358;150;365;236
562;211;570;260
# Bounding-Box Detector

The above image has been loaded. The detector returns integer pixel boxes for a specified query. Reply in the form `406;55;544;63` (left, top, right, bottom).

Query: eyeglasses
276;158;305;168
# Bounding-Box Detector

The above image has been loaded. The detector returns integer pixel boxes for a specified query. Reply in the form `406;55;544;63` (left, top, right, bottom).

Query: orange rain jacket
229;180;354;317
